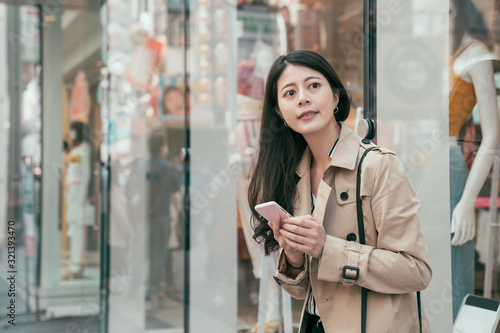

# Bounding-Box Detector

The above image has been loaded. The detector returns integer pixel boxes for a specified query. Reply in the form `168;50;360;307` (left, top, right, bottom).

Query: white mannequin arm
451;49;500;246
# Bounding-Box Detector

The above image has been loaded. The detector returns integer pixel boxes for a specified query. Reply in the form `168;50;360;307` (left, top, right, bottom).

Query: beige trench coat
274;123;432;333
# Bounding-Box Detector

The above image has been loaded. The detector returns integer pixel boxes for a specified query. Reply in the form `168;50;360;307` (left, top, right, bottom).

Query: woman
248;50;432;332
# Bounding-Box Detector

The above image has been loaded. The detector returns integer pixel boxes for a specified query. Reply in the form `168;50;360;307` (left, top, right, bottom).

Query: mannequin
64;121;92;279
449;0;499;320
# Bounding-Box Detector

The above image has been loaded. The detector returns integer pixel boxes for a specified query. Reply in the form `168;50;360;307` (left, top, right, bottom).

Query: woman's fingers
269;214;287;246
281;222;301;234
269;214;324;257
281;217;320;236
280;215;326;258
302;215;317;222
283;215;318;227
268;214;280;231
279;228;307;245
282;236;307;251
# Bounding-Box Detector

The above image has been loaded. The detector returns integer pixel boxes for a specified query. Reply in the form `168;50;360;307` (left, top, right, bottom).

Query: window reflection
106;1;186;331
1;4;41;318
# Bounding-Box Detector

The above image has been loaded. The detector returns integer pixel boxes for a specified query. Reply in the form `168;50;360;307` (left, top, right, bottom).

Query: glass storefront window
448;0;500;325
2;1;500;332
1;3;104;331
378;0;500;331
0;4;41;319
105;0;186;332
376;3;451;331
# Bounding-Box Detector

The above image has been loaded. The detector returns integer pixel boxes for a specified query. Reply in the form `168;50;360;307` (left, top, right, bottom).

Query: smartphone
255;201;292;222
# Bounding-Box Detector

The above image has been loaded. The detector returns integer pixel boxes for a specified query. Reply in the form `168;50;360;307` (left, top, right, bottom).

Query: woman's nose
298;90;310;105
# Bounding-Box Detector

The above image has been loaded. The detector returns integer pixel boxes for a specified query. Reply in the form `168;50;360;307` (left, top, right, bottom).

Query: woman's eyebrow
280;82;296;92
304;76;321;82
280;76;323;92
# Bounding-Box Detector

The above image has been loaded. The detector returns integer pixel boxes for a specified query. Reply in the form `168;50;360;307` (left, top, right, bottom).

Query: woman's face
276;64;338;136
164;90;185;117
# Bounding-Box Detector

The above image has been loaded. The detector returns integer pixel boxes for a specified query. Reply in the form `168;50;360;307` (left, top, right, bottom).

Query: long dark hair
70;121;89;147
247;50;350;255
451;0;491;55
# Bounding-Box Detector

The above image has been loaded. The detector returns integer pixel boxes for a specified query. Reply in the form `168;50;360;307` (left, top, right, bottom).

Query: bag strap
356;147;376;245
417;290;422;333
356;147;376;333
356;147;422;333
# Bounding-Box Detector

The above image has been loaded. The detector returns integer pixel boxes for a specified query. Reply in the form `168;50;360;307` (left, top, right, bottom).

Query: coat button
346;233;357;242
340;192;349;201
362;138;371;144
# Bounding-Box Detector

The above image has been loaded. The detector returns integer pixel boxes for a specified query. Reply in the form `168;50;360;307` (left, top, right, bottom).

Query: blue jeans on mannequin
449;145;475;321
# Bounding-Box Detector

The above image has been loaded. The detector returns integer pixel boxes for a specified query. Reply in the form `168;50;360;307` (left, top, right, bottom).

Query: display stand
453;294;500;332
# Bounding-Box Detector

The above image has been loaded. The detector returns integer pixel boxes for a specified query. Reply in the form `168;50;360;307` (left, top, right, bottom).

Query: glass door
103;0;188;332
0;3;41;326
1;1;106;332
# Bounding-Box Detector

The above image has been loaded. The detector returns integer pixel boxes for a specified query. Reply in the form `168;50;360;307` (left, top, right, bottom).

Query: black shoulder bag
357;147;422;333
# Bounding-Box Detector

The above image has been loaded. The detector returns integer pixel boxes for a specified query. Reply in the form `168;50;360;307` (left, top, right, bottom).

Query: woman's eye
285;90;295;97
310;82;319;89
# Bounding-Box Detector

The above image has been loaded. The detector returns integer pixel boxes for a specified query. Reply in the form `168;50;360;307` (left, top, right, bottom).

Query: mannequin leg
449;145;475;320
69;223;84;275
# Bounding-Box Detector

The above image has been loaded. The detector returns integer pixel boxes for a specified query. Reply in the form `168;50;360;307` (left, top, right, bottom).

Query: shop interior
0;0;499;333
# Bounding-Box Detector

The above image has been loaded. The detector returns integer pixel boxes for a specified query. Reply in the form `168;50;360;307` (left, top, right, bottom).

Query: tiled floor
6;248;500;332
0;249;303;333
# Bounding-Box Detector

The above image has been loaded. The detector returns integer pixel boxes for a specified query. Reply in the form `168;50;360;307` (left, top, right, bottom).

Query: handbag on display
356;147;422;333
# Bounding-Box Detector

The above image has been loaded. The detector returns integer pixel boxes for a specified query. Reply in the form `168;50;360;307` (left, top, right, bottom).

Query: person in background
64;121;92;279
161;85;187;170
146;130;181;306
162;85;185;119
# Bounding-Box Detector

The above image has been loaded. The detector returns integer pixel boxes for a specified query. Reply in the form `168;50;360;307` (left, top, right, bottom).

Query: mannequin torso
450;36;499;246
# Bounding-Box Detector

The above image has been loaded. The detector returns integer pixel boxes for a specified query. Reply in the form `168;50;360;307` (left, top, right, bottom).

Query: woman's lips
298;111;319;120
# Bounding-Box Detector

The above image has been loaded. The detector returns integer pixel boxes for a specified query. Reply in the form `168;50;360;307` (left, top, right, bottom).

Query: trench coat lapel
294;123;361;224
328;122;361;171
294;148;312;217
294;144;334;225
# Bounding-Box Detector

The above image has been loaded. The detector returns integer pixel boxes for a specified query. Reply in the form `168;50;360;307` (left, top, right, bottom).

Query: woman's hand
269;215;304;266
270;214;327;259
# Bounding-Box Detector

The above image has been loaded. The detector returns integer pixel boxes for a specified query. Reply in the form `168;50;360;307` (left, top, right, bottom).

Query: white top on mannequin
450;34;500;246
